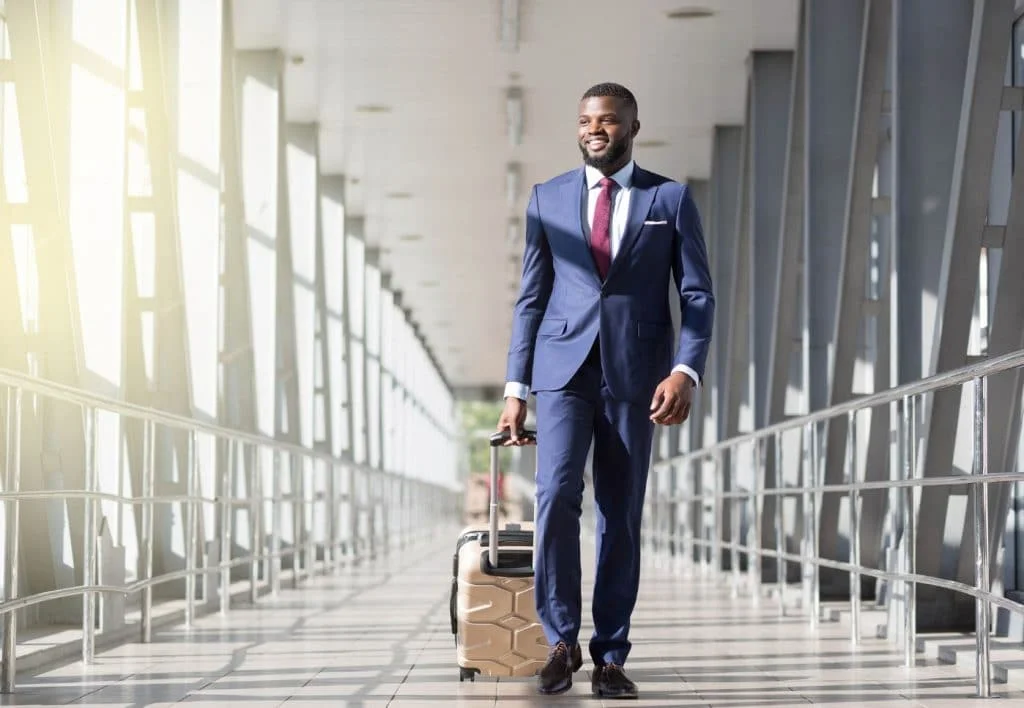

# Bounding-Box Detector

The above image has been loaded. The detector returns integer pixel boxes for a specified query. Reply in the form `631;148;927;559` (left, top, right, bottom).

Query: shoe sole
593;688;638;700
537;677;572;695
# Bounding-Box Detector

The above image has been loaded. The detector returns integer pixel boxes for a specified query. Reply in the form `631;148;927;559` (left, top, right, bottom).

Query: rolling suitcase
450;429;548;681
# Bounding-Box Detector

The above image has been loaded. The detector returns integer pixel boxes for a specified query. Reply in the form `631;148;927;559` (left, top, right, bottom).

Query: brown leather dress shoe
536;641;583;694
592;663;638;699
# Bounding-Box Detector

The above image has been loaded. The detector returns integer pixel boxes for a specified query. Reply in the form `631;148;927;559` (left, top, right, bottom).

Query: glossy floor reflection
4;532;1024;706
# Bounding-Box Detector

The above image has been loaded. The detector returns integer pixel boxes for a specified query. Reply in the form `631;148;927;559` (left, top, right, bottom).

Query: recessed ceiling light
420;280;439;288
398;233;423;242
635;139;669;148
289;55;305;65
355;104;392;113
666;7;714;19
436;320;452;328
387;191;412;199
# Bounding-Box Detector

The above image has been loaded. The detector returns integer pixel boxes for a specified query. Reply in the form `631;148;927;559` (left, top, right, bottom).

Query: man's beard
580;138;628;169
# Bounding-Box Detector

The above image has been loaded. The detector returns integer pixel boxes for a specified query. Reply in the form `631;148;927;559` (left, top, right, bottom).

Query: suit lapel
561;168;602;283
608;166;657;280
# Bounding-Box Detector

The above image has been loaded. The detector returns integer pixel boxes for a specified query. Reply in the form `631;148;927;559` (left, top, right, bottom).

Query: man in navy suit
497;82;715;698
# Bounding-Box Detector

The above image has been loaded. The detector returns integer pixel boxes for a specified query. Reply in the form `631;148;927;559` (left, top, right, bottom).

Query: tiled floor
4;531;1024;706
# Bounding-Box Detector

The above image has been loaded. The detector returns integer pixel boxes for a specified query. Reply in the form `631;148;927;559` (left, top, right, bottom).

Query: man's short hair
581;82;637;112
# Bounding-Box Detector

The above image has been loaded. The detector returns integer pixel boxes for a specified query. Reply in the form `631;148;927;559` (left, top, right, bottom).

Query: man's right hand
497;397;532;446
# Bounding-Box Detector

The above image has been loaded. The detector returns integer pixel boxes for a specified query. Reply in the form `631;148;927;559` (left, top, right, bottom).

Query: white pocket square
643;220;668;225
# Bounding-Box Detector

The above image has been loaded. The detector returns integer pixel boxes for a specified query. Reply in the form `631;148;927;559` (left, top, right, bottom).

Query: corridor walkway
3;532;1023;707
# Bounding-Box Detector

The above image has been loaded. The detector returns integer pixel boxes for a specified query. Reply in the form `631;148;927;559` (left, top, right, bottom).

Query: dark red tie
591;177;616;280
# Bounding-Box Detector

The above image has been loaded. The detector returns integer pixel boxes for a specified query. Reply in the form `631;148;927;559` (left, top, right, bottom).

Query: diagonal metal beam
746;49;795;583
912;0;1011;626
218;0;261;582
818;0;892;596
707;125;742;449
763;2;806;583
956;69;1024;595
859;118;894;582
133;0;205;598
687;178;710;456
6;0;88;612
721;91;752;567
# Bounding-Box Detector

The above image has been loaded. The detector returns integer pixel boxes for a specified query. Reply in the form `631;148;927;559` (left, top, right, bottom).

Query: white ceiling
232;0;799;391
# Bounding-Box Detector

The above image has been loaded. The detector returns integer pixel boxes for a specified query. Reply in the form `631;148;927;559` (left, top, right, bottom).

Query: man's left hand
649;372;694;425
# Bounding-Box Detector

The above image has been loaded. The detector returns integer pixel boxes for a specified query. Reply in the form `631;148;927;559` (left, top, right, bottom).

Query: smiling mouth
587;138;608;150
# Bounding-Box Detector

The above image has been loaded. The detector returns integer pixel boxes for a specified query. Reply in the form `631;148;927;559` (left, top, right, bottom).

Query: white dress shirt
504;160;700;401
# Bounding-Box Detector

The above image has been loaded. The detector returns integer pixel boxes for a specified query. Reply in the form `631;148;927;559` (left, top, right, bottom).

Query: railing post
330;463;341;574
730;454;740;598
774;431;785;616
271;449;282;594
249;445;261;605
184;431;198;627
745;440;761;606
307;460;316;575
219;438;234;615
901;395;916;667
82;407;98;663
291;453;302;589
141;420;156;643
2;387;23;693
757;440;765;606
808;421;820;631
848;409;860;646
351;466;361;562
973;376;991;698
675;461;687;572
712;452;722;581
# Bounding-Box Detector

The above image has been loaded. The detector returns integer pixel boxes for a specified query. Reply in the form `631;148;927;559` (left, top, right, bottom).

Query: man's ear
631;119;641;138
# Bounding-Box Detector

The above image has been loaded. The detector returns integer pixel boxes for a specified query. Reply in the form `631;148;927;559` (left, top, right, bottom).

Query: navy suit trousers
533;338;656;667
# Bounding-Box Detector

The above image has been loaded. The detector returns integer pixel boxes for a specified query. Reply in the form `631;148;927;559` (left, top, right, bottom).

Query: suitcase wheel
459;667;478;682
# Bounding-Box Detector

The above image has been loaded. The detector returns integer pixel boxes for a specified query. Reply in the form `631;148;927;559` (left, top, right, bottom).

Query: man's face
577;95;639;170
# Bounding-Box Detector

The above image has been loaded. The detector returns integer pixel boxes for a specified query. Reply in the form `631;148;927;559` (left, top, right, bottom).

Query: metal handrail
0;372;461;695
649;347;1024;700
0;367;458;491
669;347;1024;464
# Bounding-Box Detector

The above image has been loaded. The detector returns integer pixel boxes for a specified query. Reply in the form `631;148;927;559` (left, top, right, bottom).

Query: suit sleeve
671;184;715;378
505;185;554;388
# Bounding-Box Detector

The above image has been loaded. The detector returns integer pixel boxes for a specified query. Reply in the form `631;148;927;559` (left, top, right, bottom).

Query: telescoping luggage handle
486;429;536;567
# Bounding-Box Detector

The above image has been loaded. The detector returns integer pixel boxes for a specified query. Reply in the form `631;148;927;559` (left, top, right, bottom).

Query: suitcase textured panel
450;430;548;681
453;523;547;677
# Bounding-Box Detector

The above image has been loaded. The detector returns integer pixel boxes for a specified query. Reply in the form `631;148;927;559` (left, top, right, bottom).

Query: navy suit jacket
505;164;715;406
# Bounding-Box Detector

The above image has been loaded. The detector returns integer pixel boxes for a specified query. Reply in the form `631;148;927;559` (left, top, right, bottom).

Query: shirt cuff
671;364;700;387
504;382;530;401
